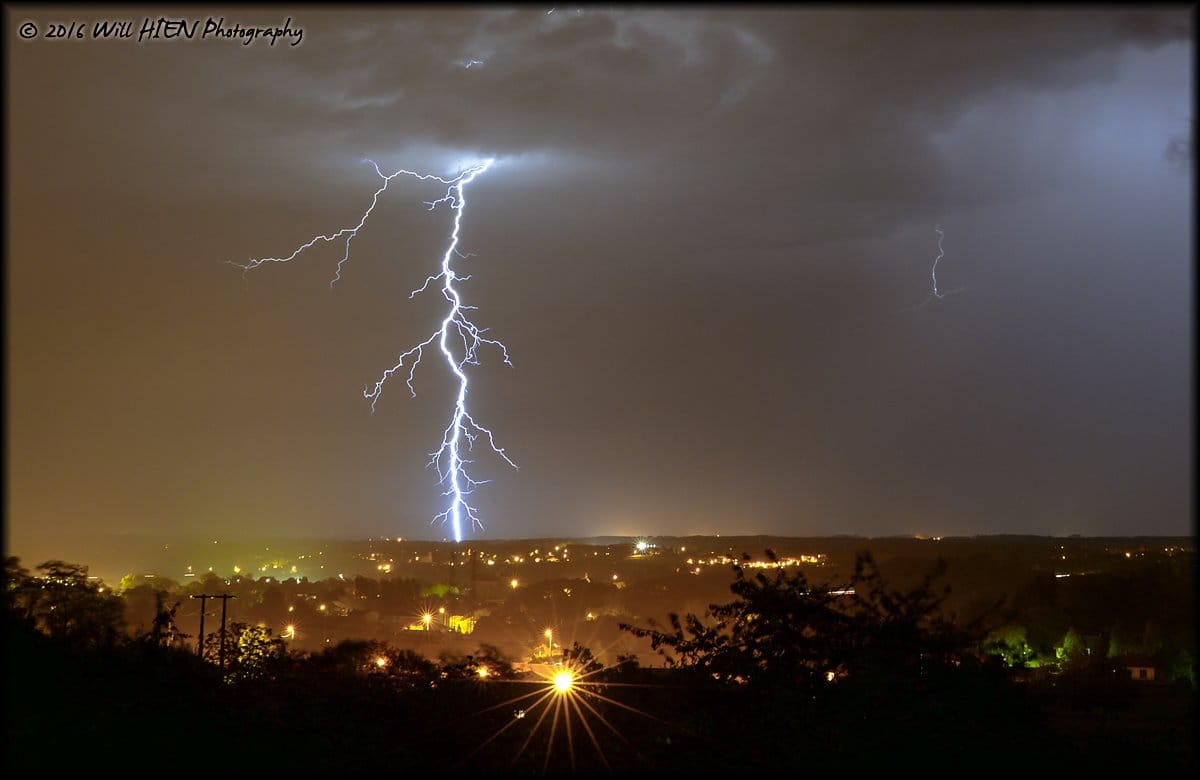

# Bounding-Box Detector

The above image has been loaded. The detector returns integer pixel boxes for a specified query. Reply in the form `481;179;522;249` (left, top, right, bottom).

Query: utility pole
191;593;236;665
214;594;236;670
190;594;210;657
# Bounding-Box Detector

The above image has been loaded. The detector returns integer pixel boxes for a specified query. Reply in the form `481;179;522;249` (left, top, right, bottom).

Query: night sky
7;8;1193;548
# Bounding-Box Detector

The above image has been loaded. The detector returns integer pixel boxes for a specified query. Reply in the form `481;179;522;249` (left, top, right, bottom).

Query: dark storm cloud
218;7;1187;255
207;9;775;163
209;10;1187;171
30;8;1187;230
6;7;1192;550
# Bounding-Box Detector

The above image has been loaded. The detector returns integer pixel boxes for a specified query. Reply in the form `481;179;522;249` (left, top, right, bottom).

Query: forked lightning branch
231;158;515;542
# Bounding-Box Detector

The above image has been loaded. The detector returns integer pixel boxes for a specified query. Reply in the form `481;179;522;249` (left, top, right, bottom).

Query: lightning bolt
930;224;946;300
231;158;516;542
907;224;963;311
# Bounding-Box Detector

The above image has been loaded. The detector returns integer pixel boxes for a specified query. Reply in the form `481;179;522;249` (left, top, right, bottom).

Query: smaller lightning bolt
930;224;946;300
907;224;963;311
458;58;486;69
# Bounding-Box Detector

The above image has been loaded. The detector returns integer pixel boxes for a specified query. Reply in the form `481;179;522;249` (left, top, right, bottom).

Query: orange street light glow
553;670;574;693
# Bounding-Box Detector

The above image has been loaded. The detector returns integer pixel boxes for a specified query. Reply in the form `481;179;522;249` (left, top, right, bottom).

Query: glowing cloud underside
232;158;515;542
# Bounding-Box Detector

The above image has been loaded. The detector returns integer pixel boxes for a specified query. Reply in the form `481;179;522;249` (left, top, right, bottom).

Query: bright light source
510;578;519;589
375;656;388;668
477;666;490;678
553;671;574;693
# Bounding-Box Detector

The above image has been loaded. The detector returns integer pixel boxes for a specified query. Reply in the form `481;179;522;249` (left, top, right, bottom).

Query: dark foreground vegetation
4;552;1194;775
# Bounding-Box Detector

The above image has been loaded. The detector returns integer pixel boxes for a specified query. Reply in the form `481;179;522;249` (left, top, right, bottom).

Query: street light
553;670;574;694
544;628;553;660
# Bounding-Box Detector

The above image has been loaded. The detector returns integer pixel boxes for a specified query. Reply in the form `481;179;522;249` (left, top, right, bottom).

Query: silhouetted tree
612;652;640;675
440;644;518;680
4;559;125;649
621;550;984;694
562;641;605;675
308;638;386;675
386;648;440;688
622;550;852;692
145;592;189;649
841;553;987;681
2;557;33;625
472;643;519;679
203;621;286;681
